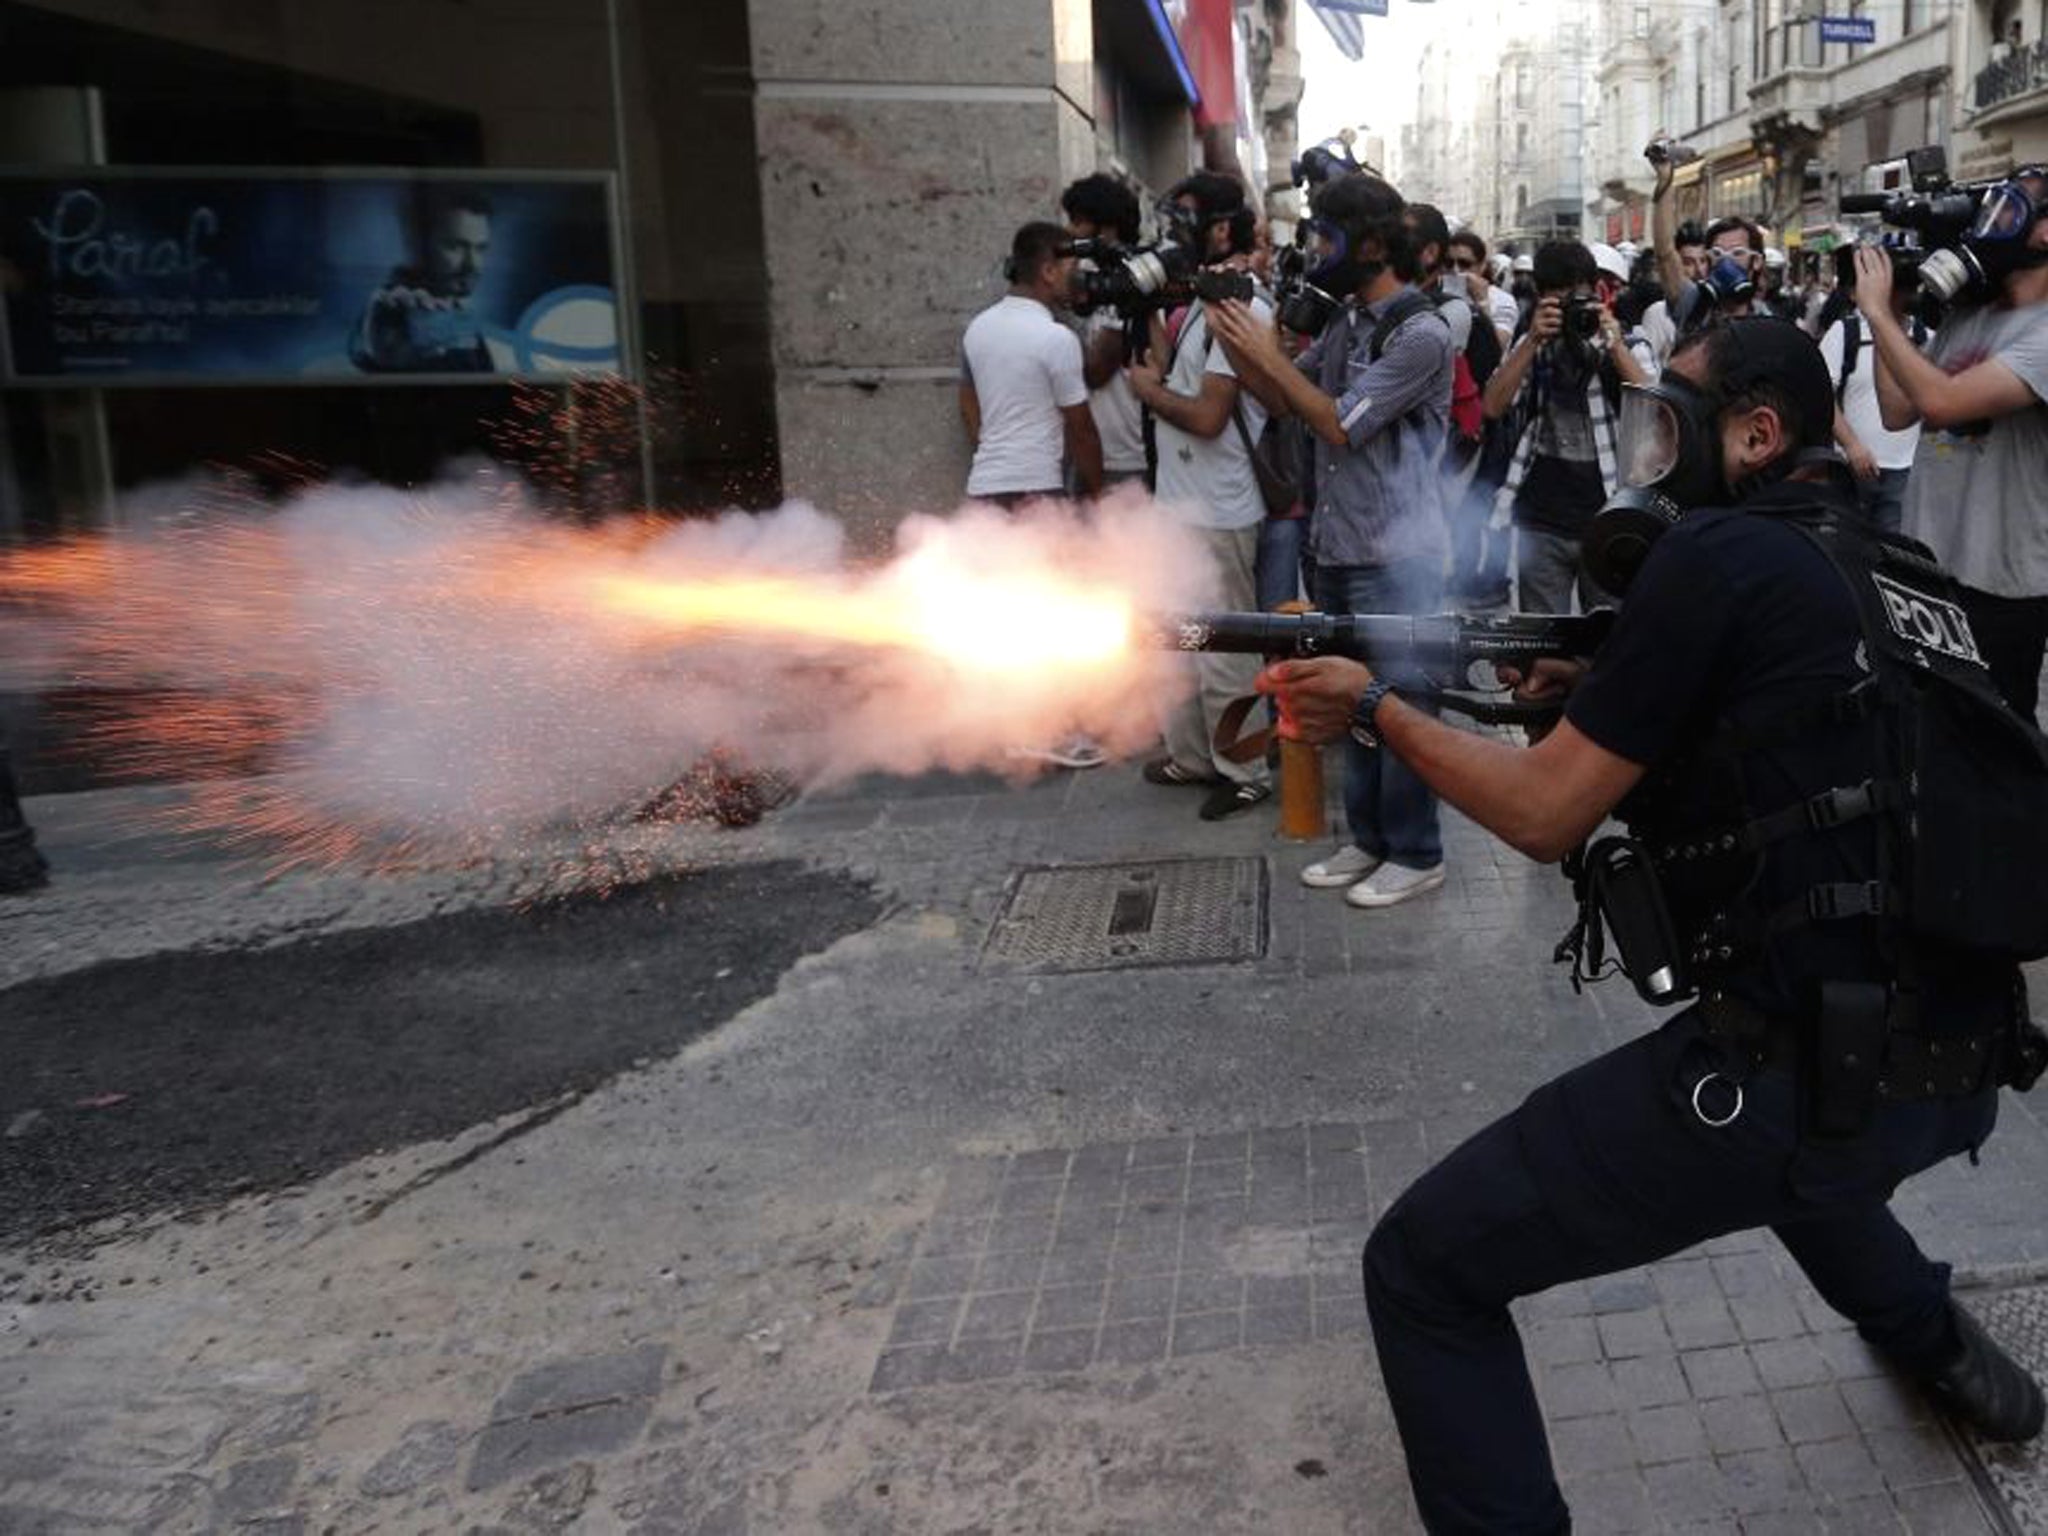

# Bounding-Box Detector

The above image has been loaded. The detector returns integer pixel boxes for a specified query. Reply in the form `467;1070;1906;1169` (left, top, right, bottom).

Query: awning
1099;0;1201;106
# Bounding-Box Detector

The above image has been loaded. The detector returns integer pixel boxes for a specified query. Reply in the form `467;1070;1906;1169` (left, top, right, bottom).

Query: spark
0;476;1201;872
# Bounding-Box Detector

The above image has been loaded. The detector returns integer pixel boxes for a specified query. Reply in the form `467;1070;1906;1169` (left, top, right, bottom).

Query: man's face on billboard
424;207;490;299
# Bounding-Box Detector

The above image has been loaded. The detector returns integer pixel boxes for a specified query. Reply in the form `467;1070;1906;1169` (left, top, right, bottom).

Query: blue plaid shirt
1294;286;1454;569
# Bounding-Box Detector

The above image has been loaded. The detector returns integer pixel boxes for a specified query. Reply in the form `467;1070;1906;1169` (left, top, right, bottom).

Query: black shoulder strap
1369;290;1436;362
1837;314;1861;405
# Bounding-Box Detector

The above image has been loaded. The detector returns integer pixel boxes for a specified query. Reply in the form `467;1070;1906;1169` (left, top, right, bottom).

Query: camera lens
1917;247;1976;302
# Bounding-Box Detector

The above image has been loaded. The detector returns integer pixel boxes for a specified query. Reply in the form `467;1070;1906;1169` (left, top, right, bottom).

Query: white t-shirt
1484;284;1519;342
960;295;1089;497
1152;296;1274;530
1640;298;1677;364
1819;315;1920;472
1903;301;2048;598
1080;311;1147;475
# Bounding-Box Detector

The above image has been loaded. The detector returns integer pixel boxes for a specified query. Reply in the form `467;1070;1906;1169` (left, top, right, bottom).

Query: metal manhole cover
1952;1283;2048;1531
981;857;1267;973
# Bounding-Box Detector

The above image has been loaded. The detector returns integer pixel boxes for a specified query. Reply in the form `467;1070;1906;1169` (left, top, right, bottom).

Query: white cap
1511;252;1535;273
1587;241;1630;282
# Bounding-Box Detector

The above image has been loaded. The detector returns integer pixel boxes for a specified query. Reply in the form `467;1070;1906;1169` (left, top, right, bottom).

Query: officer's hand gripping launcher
1155;608;1616;726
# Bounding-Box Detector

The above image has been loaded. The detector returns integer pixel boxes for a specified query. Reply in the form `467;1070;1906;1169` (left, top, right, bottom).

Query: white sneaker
1345;861;1447;908
1301;845;1382;889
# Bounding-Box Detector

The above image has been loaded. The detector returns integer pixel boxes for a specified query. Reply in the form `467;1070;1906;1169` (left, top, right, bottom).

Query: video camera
1835;146;2003;310
1060;237;1254;320
1290;138;1364;191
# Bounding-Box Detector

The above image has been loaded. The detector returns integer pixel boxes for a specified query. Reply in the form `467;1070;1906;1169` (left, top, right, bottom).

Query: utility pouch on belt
1809;981;1889;1141
1556;836;1692;1005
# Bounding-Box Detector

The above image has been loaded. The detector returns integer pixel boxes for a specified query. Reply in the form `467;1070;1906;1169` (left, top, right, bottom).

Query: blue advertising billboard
0;168;623;386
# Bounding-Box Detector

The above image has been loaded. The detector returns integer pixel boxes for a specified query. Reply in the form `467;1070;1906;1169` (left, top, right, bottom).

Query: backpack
1790;514;2048;964
1426;291;1498;465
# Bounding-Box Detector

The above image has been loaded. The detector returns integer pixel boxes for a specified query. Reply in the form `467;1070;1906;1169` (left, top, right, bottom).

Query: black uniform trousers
1363;1008;1997;1534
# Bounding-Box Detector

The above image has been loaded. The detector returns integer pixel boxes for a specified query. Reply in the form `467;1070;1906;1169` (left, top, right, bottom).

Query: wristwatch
1348;677;1398;749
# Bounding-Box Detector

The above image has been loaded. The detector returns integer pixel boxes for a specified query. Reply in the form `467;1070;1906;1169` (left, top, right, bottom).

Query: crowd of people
959;139;2048;918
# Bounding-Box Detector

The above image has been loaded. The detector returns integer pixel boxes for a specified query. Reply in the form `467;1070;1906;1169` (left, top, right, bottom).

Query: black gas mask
1304;216;1385;309
1581;319;1842;597
1917;169;2048;304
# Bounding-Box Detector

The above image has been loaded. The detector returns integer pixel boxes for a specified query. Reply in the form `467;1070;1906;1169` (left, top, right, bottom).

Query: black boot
1922;1302;2045;1443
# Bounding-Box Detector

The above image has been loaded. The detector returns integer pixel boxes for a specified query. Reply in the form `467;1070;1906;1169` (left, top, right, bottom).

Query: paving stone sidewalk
4;762;2047;1532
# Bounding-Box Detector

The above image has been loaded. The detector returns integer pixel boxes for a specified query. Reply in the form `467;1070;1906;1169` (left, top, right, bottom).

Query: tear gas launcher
1155;609;1617;725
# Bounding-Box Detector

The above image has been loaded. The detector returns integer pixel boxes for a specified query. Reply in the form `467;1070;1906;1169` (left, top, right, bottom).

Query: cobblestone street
4;763;2048;1532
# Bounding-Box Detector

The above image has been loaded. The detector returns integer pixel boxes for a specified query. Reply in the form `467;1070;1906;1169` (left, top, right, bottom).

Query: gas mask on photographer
1304;217;1385;304
1918;168;2048;303
1704;252;1756;308
1275;217;1387;336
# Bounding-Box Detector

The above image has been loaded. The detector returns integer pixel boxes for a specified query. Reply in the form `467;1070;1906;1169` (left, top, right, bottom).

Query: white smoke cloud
2;472;1223;859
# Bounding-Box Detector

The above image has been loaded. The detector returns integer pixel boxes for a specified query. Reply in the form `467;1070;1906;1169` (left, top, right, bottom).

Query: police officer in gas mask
1261;316;2047;1534
1855;165;2048;722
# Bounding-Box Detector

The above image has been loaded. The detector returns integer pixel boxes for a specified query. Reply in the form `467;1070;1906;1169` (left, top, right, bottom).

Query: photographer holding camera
1481;240;1653;615
1260;316;2045;1533
1123;172;1275;819
1208;170;1457;907
1649;138;1764;337
1854;165;2048;718
959;222;1104;507
1060;174;1150;493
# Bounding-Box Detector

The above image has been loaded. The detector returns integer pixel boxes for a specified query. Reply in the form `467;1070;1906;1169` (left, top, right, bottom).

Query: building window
1635;4;1651;35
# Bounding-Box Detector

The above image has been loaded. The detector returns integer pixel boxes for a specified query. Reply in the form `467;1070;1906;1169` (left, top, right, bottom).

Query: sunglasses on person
1449;256;1480;271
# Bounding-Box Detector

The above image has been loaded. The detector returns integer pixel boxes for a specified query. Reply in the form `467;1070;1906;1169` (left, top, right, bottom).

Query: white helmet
1587;242;1630;283
1511;252;1535;274
1763;245;1788;269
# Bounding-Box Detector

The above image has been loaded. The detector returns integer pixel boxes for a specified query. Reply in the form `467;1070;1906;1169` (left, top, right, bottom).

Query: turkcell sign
1819;15;1877;44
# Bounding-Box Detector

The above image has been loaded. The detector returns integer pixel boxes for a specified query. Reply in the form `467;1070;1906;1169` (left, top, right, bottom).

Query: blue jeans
1256;516;1308;614
1365;1009;1995;1533
1309;557;1444;868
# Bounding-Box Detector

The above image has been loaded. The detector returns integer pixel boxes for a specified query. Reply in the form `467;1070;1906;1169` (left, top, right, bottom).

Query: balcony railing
1976;42;2048;112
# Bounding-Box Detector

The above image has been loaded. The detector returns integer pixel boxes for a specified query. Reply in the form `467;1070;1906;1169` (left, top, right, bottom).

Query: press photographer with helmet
1262;317;2048;1532
1854;164;2048;720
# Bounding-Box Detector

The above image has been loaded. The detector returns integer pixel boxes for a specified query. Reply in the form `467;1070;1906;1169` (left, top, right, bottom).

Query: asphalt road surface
0;862;880;1249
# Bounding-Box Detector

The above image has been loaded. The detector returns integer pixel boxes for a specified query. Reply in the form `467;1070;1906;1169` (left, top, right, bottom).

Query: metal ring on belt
1691;1072;1744;1128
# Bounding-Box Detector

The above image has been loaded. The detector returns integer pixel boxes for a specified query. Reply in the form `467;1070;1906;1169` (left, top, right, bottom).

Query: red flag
1180;0;1237;129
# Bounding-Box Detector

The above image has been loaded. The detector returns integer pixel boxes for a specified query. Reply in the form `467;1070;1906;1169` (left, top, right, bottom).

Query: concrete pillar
747;0;1099;550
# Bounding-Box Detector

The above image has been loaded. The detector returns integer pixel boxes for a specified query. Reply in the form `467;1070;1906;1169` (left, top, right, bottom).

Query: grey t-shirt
1901;301;2048;599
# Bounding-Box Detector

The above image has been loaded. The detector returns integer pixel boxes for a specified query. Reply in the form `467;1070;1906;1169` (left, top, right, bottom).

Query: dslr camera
1270;241;1339;336
1062;237;1254;320
1562;293;1605;340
